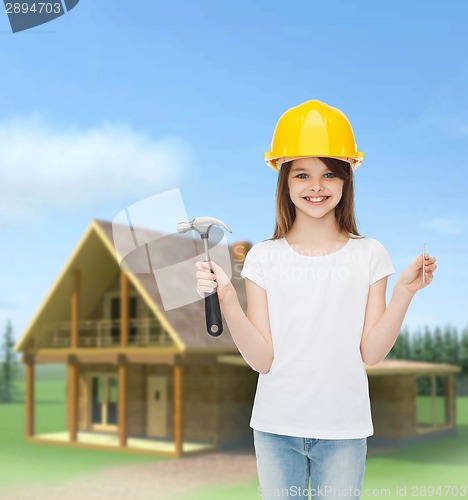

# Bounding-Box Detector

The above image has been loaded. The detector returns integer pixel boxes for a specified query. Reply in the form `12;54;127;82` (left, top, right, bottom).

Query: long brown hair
266;157;364;241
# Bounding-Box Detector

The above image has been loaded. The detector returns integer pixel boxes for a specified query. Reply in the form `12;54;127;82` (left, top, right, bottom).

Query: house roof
14;218;251;354
364;359;462;374
217;355;462;374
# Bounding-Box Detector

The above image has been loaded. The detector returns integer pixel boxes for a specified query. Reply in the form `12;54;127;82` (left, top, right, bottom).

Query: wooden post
118;355;127;447
25;355;34;437
71;269;80;348
67;356;78;442
444;374;455;426
174;364;184;457
120;271;129;348
431;374;437;428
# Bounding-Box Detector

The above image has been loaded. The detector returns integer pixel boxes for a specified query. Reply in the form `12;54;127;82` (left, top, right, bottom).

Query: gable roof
14;218;250;353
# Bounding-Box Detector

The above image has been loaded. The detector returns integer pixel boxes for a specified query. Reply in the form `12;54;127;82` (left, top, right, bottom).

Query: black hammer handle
204;267;223;337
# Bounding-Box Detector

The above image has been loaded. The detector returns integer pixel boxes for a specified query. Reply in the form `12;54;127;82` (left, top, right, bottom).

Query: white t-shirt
240;235;395;439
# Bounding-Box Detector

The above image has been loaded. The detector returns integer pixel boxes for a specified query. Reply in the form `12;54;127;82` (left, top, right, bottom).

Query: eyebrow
290;167;331;173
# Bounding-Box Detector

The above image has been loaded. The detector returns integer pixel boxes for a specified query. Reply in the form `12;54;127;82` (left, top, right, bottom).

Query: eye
295;173;335;179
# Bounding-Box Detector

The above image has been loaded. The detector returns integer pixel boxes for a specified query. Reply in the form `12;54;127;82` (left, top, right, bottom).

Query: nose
308;180;324;192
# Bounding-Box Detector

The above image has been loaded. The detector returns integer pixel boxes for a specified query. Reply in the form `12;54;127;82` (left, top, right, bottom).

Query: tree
0;320;20;403
389;324;411;359
423;326;435;360
433;326;444;363
460;326;468;374
443;323;459;365
412;328;425;361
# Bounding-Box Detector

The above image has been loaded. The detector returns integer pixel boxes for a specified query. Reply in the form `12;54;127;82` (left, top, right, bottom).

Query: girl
195;100;437;499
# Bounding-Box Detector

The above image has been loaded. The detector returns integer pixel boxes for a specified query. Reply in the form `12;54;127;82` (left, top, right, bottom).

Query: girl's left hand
396;254;437;295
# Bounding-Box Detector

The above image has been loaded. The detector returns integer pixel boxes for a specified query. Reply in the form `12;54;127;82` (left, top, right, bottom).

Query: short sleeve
240;244;266;290
369;239;395;285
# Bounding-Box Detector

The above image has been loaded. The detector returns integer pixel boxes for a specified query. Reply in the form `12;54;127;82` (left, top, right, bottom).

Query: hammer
177;216;232;337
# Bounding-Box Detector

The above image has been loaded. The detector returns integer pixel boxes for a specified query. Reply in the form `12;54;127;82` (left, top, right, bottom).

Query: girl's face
287;157;345;218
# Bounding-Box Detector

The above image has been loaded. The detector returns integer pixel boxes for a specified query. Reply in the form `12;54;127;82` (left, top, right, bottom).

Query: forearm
220;291;273;374
363;285;415;365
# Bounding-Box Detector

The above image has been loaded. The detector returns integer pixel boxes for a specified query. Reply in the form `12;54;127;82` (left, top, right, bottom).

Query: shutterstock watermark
3;0;79;33
111;188;232;312
257;484;467;497
257;485;364;497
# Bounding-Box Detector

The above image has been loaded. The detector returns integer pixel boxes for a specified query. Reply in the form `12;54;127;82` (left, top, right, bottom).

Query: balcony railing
37;318;174;348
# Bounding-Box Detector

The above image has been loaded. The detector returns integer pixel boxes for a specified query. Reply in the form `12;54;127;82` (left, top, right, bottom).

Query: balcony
36;318;174;348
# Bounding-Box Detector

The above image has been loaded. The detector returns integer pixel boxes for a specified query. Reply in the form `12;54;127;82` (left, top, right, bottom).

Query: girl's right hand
195;260;235;304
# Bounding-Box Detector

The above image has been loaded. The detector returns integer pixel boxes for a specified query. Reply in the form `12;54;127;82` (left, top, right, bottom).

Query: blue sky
1;0;467;343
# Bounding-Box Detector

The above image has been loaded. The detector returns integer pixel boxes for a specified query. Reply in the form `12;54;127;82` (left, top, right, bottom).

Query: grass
0;375;166;490
1;366;467;499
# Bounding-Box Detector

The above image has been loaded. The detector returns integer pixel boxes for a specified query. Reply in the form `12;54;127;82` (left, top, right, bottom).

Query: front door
90;374;118;431
147;376;167;437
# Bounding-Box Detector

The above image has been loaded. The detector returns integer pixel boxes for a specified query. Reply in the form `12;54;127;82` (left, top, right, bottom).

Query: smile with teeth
303;196;329;205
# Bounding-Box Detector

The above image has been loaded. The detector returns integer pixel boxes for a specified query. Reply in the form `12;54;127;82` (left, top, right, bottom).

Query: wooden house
13;219;461;458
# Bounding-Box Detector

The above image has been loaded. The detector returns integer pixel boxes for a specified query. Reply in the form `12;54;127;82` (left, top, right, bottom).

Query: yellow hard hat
264;99;364;172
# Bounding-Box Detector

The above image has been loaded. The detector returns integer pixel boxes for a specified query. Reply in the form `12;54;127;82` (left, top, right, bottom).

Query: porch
29;430;217;457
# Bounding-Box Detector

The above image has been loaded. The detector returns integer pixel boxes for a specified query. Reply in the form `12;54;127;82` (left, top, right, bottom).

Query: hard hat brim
265;153;364;172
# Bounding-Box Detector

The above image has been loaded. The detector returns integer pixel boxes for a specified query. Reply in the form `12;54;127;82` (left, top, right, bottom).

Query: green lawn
0;376;165;490
1;370;467;499
417;394;451;425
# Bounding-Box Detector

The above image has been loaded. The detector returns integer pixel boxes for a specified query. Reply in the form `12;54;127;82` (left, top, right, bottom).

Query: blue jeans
253;429;367;499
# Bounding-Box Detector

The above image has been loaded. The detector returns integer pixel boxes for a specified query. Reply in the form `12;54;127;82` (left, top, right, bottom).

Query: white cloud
421;217;465;235
0;114;194;227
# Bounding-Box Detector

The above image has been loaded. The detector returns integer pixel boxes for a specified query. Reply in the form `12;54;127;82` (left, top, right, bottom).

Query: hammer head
177;216;232;237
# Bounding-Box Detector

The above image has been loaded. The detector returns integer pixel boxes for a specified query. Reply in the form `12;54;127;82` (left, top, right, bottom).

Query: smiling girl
195;100;437;499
